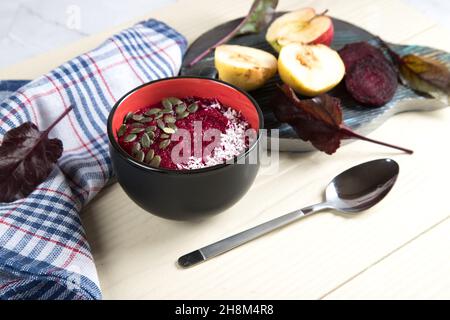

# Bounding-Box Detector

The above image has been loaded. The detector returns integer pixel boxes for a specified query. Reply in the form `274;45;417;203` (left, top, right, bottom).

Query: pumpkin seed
187;102;199;113
131;142;141;154
146;130;155;139
162;108;173;114
146;125;156;132
149;155;161;167
167;123;178;131
131;122;144;127
132;114;144;121
134;150;145;162
140;133;151;148
177;111;190;120
130;127;145;134
154;112;163;120
163;127;176;134
167;97;183;105
164;115;176;123
160;133;170;139
175;103;187;114
161;98;172;109
117;124;126;137
141;117;153;123
145;108;161;116
124;134;137;143
159;139;171;149
123;112;133;123
145;149;155;163
157;119;165;130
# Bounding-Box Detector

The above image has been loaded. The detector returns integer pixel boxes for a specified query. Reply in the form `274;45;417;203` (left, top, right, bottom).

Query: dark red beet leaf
0;106;73;203
376;36;450;101
188;0;278;67
273;85;413;155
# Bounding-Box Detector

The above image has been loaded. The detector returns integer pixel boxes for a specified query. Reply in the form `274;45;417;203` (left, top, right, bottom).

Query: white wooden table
1;0;449;299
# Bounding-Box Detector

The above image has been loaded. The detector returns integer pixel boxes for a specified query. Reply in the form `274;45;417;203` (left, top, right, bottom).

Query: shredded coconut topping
176;103;249;170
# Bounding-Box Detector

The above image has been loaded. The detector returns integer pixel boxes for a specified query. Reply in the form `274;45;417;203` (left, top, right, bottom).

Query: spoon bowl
325;158;399;213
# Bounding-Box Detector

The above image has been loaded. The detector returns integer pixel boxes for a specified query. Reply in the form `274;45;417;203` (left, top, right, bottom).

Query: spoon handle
178;203;326;268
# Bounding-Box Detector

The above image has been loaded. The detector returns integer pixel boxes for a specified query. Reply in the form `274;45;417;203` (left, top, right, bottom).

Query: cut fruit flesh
214;44;278;91
278;43;345;96
276;17;331;46
266;7;334;51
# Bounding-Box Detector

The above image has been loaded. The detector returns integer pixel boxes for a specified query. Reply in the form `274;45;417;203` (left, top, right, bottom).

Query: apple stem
307;9;329;23
340;126;413;154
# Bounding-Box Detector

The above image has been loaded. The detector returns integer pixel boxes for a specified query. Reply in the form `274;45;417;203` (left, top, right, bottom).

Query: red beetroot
338;42;398;107
339;42;388;71
345;58;398;107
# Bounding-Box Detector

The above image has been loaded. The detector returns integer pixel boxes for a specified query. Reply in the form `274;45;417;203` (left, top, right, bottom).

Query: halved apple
266;7;334;52
278;43;345;96
214;44;277;91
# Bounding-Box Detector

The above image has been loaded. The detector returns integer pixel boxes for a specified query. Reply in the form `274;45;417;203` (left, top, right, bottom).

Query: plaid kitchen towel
0;19;187;299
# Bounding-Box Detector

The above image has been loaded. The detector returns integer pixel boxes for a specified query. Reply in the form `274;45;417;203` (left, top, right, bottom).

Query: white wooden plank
323;218;450;299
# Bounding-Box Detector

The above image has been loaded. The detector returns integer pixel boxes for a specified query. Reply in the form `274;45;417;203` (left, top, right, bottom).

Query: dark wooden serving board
180;13;450;151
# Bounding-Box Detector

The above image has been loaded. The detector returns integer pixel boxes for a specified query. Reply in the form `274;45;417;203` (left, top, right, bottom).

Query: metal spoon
178;158;399;268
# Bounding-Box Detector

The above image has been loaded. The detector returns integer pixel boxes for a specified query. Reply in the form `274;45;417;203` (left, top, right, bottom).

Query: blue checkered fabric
0;19;187;300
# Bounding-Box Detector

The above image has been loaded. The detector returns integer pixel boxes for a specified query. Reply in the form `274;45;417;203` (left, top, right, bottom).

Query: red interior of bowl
111;78;261;141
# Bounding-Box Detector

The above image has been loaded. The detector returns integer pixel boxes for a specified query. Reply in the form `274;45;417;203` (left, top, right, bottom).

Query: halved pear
214;45;277;91
278;43;345;96
266;7;334;52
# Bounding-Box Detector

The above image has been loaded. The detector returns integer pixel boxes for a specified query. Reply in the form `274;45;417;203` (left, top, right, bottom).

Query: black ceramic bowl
107;77;264;220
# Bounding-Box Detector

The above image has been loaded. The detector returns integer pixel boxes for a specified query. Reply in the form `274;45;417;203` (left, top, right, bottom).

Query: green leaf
237;0;279;35
399;54;450;103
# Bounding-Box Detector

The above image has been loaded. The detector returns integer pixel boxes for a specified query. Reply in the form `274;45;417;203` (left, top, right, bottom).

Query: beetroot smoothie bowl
107;77;263;220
